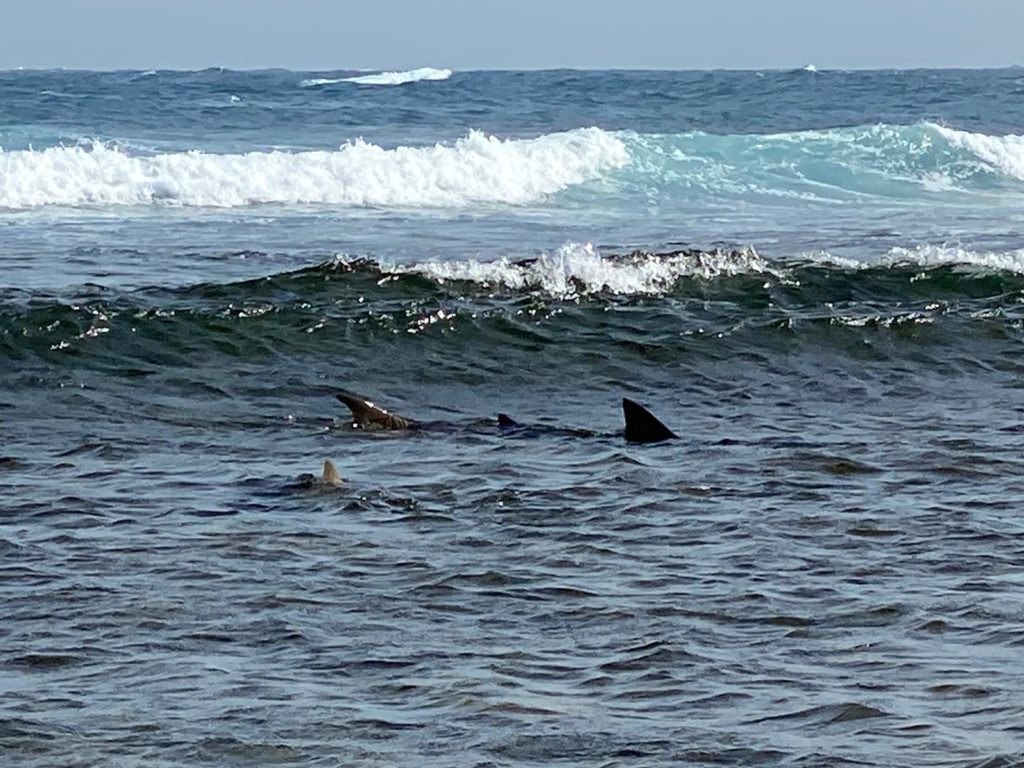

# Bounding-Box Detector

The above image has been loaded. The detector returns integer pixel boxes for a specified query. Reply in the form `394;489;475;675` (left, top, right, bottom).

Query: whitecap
403;241;770;299
0;128;628;209
343;67;452;86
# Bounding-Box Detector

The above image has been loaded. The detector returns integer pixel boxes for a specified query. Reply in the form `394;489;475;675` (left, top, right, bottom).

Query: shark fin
622;398;677;443
497;413;518;428
322;459;343;487
336;390;416;430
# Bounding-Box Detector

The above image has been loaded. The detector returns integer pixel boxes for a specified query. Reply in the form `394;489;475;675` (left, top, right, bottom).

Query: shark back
622;398;677;443
336;391;417;431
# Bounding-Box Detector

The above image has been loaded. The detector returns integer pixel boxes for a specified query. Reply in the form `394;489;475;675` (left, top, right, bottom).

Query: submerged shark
334;390;677;444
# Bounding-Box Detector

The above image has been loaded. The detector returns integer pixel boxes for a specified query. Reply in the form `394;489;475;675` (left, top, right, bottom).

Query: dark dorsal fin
622;397;676;443
336;390;416;430
497;413;518;428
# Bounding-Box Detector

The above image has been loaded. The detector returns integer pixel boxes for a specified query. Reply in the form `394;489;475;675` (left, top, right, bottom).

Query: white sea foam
300;68;452;87
299;77;347;87
403;241;770;298
0;129;628;209
931;124;1024;181
883;244;1024;272
808;244;1024;273
802;64;818;73
344;67;452;86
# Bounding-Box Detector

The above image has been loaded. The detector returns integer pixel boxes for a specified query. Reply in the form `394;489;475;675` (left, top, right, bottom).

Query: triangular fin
497;413;518;428
322;459;343;487
622;398;676;443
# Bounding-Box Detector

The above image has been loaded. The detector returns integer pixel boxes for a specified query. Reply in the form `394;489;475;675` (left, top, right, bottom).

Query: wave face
0;129;627;208
622;122;1024;203
4;122;1024;210
7;243;1024;364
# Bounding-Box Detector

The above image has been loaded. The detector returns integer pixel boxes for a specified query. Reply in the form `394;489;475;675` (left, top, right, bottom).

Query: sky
1;0;1022;71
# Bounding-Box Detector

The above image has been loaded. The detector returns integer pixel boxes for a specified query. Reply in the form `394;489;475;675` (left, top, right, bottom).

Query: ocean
3;66;1024;767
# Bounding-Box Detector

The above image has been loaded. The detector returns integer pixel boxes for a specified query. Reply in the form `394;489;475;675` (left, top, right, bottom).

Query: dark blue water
3;68;1024;767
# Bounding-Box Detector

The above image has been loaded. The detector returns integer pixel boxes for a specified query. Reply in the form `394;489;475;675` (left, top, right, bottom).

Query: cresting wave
809;243;1024;273
299;67;452;87
7;244;1024;365
4;122;1024;210
403;241;772;297
625;122;1024;203
398;241;1024;297
0;129;628;209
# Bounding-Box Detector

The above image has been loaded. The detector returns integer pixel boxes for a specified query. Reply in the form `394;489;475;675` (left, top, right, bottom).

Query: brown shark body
336;391;418;431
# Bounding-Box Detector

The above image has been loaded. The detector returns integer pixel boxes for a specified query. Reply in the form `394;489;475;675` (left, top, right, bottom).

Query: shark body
334;390;677;444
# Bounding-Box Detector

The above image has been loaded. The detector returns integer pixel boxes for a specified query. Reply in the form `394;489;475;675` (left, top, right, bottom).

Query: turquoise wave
608;122;1024;204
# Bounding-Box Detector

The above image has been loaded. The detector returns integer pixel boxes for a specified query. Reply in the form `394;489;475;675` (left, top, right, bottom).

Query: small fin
322;459;343;487
622;398;676;443
336;390;415;430
497;413;518;428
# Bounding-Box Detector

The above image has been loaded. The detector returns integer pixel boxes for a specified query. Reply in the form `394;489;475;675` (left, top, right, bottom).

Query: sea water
3;67;1024;767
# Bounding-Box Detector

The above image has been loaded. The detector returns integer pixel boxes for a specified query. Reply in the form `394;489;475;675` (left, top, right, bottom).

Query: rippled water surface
3;68;1024;767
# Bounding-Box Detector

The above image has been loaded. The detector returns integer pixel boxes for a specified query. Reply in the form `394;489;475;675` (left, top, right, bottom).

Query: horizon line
1;64;1022;74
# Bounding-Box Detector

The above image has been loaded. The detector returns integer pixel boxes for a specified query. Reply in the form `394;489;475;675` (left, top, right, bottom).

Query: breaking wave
8;242;1024;363
404;241;771;298
342;67;452;86
5;122;1024;210
0;128;628;209
809;243;1024;273
299;67;452;87
623;122;1024;203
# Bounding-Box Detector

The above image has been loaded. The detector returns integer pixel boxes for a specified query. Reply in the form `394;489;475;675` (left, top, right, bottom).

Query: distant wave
299;68;452;88
343;67;452;85
299;77;347;87
0;128;628;209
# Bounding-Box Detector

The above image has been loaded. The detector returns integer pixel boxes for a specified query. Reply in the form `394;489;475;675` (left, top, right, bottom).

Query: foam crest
404;242;770;298
300;68;452;87
0;129;628;209
931;124;1024;181
883;244;1024;272
344;67;452;85
299;77;347;87
809;244;1024;273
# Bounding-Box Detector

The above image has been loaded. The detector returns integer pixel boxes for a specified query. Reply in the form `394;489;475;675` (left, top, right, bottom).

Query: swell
4;247;1024;370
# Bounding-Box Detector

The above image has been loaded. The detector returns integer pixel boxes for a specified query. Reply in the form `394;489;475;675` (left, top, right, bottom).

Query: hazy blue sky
2;0;1021;70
